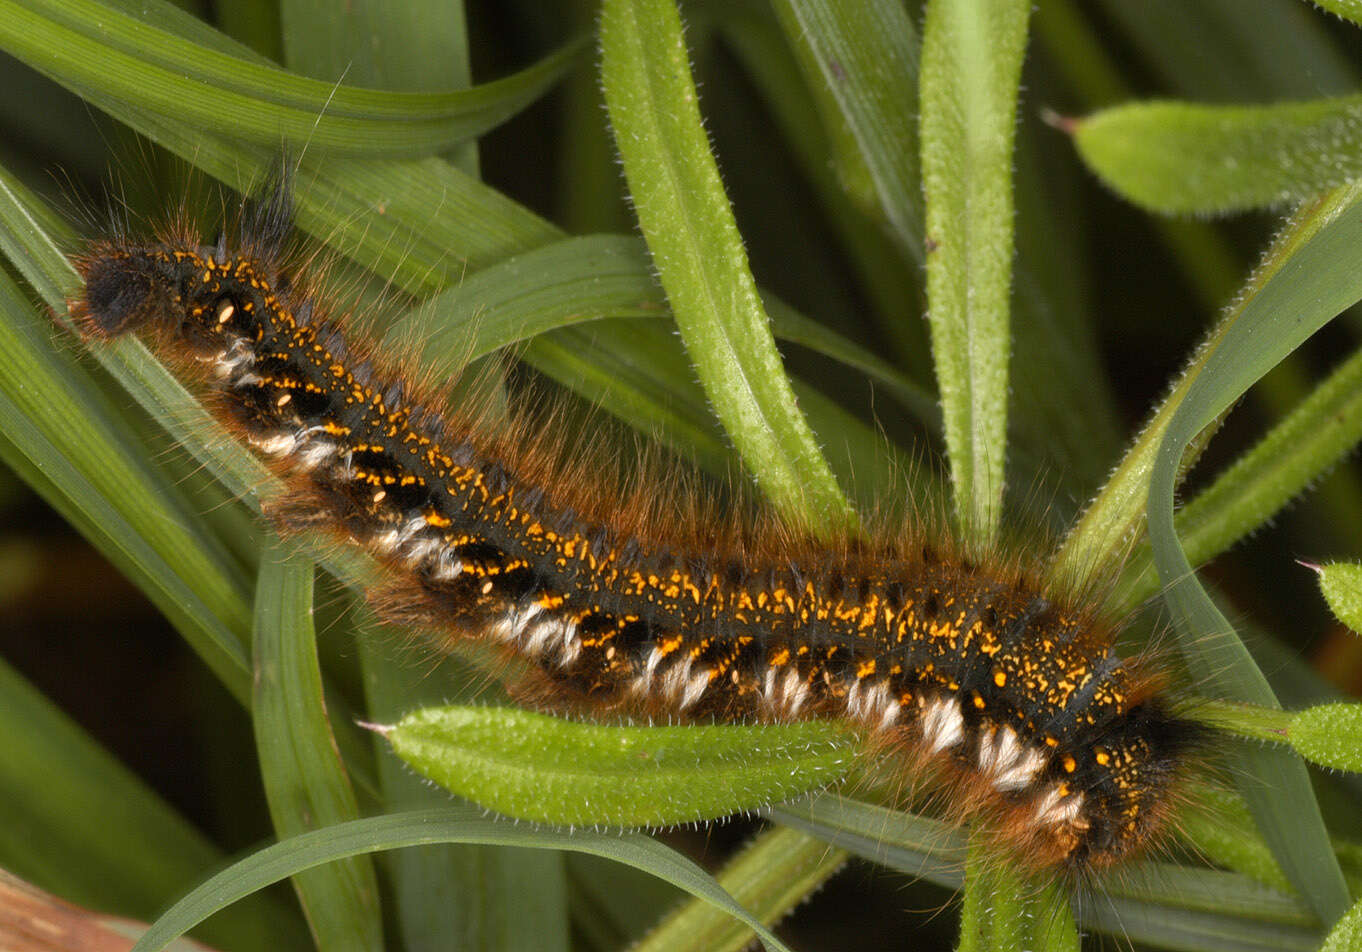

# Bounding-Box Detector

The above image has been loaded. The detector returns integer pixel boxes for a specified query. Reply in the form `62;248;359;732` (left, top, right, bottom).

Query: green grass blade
0;193;253;702
634;826;847;952
772;795;1327;951
600;0;853;531
253;543;383;951
1057;185;1362;595
127;810;799;952
279;0;472;94
1076;94;1362;214
957;839;1077;952
384;233;938;429
767;0;923;266
1083;865;1321;952
918;0;1031;546
1117;341;1362;607
356;621;571;952
0;658;308;951
1148;184;1362;926
0;0;586;157
715;8;928;376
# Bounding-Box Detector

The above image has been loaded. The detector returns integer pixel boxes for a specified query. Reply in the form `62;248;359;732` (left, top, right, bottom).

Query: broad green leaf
379;706;856;826
1148;183;1362;925
253;545;382;951
127;810;798;952
1291;704;1362;772
918;0;1031;546
600;0;854;532
1076;94;1362;214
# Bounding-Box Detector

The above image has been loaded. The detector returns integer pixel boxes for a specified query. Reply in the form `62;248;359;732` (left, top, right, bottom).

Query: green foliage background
1;0;1362;950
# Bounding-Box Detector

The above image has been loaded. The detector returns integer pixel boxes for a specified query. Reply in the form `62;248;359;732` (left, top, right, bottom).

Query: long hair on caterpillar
2;2;1362;952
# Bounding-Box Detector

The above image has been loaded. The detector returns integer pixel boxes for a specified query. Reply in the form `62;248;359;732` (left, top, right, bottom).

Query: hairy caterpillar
68;179;1199;874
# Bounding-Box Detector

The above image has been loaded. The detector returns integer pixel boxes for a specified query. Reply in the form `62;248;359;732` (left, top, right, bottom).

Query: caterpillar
68;179;1198;875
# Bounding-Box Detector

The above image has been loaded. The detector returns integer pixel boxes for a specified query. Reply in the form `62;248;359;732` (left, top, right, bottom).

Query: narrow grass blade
1148;184;1362;925
384;233;938;429
253;544;383;951
600;0;853;531
767;0;923;265
1116;343;1362;607
918;0;1032;546
957;837;1077;952
127;810;799;952
357;621;570;952
715;8;929;377
0;659;307;951
634;826;847;952
0;190;254;701
0;0;586;158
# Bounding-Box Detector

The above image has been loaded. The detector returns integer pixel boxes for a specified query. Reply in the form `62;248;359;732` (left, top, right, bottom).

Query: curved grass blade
383;233;939;430
253;544;382;951
1148;184;1362;926
355;612;571;952
1116;341;1362;607
0;0;586;158
918;0;1032;547
1076;94;1362;214
127;810;798;952
600;0;854;532
714;8;929;377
